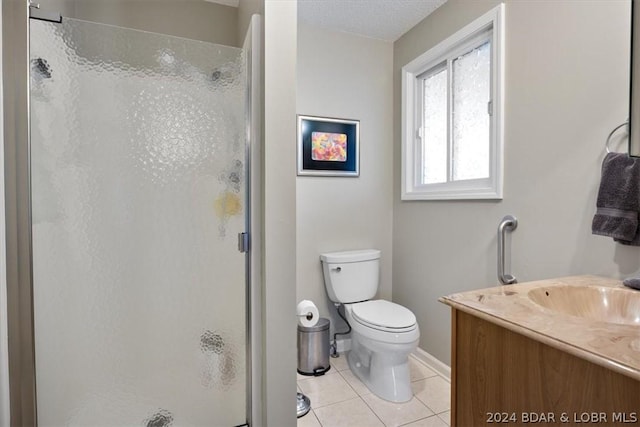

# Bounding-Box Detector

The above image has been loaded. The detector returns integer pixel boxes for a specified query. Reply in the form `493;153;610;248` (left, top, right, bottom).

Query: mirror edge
630;0;640;156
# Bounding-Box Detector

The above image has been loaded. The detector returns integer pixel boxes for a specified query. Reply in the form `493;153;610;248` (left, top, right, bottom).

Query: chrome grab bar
497;215;518;285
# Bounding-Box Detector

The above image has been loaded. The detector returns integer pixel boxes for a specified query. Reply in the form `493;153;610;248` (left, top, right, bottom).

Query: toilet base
347;337;416;403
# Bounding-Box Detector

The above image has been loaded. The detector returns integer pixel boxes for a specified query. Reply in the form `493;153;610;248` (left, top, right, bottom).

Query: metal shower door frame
3;0;37;424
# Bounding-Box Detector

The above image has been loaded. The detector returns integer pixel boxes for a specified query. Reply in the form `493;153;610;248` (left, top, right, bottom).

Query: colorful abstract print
311;132;347;162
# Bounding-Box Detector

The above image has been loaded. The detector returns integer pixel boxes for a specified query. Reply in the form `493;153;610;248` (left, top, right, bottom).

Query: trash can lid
298;317;329;332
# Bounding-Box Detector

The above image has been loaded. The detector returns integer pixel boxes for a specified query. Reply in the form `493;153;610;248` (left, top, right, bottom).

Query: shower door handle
238;232;249;253
497;215;518;285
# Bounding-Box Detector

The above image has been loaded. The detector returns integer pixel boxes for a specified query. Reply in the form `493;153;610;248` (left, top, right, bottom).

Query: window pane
422;68;447;184
452;40;491;181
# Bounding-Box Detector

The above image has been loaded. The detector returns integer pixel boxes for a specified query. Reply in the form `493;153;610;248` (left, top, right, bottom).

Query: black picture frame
297;115;360;177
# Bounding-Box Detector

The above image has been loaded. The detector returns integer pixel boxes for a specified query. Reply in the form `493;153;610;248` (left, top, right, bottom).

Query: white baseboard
412;347;451;381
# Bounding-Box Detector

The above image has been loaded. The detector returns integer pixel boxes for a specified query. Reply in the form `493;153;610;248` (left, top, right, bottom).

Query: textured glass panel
452;40;491;181
421;68;447;184
30;18;247;426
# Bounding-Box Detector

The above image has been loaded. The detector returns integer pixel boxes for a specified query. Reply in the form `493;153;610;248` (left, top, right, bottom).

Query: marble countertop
440;275;640;382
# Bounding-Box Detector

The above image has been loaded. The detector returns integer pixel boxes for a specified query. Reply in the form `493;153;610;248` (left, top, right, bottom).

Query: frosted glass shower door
30;18;248;426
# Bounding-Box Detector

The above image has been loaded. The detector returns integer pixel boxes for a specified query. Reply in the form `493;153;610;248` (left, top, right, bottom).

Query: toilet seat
351;300;417;333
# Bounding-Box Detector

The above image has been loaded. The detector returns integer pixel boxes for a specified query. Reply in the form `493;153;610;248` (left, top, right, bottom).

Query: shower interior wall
43;0;240;46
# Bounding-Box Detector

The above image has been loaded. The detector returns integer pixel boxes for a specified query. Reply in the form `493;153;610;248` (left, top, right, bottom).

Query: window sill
401;187;503;201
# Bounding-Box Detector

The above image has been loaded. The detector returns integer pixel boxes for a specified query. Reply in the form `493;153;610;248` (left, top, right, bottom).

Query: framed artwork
297;115;360;177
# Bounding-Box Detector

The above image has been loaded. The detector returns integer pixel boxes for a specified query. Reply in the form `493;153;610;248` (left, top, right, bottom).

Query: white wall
296;25;393;340
263;1;297;425
393;0;635;365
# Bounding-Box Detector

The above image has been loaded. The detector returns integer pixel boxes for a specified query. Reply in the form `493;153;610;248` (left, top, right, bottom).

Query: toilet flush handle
332;266;342;272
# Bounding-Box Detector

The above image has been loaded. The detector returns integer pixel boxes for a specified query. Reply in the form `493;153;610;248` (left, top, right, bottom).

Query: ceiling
297;0;448;42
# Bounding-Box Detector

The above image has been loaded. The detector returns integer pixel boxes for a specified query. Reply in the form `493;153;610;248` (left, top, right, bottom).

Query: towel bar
605;121;628;154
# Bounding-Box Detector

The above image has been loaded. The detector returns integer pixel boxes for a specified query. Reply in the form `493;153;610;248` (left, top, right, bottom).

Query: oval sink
527;285;640;325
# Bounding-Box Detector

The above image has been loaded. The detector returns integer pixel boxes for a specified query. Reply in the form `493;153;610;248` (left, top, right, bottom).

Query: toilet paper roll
296;300;319;327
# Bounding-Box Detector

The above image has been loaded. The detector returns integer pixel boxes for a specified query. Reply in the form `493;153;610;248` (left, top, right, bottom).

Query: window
401;5;504;200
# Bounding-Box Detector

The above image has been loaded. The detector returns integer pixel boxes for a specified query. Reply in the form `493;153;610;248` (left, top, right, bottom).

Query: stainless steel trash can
297;318;330;376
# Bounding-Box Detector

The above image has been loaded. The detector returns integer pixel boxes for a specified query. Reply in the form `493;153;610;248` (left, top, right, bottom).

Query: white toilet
320;249;419;403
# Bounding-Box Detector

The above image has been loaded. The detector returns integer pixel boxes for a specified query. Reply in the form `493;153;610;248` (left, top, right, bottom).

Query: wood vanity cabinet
450;309;640;426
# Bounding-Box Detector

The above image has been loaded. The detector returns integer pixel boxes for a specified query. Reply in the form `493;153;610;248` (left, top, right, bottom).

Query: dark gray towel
591;152;640;244
623;277;640;290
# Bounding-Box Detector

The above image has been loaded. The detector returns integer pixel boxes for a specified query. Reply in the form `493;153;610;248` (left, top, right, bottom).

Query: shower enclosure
26;14;252;426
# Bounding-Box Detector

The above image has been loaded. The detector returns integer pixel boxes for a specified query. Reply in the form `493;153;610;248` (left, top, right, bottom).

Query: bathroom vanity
441;276;640;426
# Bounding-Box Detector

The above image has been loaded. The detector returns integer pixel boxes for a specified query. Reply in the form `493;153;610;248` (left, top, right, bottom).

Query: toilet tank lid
320;249;381;263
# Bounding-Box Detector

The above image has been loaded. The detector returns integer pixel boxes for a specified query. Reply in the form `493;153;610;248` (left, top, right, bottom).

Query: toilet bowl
320;249;420;403
344;300;419;402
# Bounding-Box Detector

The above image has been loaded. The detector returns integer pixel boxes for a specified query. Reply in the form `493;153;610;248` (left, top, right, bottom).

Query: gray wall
296;25;393;340
45;0;238;46
393;0;636;365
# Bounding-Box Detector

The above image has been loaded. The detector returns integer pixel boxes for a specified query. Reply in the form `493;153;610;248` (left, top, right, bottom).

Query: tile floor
297;354;450;427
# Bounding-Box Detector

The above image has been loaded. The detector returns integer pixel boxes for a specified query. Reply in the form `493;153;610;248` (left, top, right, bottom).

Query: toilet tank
320;249;380;303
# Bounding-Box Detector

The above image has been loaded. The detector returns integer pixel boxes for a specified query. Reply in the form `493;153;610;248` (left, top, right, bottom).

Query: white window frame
401;4;505;201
